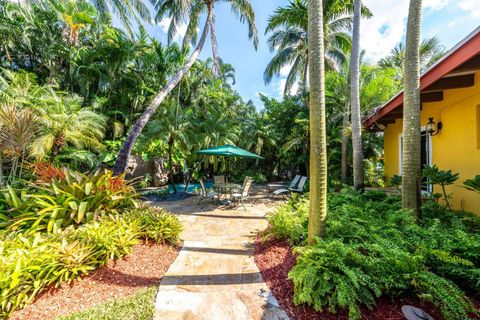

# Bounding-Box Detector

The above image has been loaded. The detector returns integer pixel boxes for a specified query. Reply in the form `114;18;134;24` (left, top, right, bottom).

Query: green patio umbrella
195;144;264;159
195;145;264;181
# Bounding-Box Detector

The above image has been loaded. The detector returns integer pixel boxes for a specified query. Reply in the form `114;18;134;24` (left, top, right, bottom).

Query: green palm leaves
264;0;371;95
378;36;446;81
152;0;258;49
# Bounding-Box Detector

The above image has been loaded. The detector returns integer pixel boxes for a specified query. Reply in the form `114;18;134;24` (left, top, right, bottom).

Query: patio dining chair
232;178;254;210
197;179;219;205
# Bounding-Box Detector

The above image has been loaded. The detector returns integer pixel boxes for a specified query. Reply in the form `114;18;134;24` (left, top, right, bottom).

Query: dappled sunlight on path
150;192;289;320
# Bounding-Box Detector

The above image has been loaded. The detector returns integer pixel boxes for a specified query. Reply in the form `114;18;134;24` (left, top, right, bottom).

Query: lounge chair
272;176;307;197
197;179;219;204
268;175;301;192
232;178;254;210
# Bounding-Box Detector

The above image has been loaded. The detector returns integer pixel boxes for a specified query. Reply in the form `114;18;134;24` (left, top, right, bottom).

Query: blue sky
133;0;480;108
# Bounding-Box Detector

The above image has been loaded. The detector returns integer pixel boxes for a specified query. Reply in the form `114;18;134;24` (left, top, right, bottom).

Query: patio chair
268;175;301;193
232;178;254;210
271;176;307;197
214;175;226;184
197;179;219;204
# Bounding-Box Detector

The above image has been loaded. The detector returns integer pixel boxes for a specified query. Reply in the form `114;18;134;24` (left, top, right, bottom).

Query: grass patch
58;286;157;320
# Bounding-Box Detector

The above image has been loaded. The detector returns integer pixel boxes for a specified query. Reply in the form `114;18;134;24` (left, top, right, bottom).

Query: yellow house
364;27;480;214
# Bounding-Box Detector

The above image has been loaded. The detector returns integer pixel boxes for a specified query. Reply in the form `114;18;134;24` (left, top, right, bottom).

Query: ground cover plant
58;287;157;320
264;189;480;320
0;207;182;318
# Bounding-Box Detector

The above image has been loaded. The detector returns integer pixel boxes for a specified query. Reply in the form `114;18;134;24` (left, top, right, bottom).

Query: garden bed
255;238;480;320
11;242;180;320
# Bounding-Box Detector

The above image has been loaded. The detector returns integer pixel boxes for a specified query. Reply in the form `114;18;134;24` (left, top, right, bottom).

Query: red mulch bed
11;242;180;320
254;238;480;320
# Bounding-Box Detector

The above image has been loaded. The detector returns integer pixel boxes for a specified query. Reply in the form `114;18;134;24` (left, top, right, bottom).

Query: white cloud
458;0;480;18
157;17;188;42
360;0;454;62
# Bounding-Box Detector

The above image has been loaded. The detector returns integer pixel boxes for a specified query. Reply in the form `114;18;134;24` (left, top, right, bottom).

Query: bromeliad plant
0;168;137;233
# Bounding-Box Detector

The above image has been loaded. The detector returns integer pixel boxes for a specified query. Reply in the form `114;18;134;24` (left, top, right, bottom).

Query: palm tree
402;0;423;220
307;0;328;243
264;0;371;95
379;37;445;81
113;0;258;174
349;0;363;191
30;95;107;160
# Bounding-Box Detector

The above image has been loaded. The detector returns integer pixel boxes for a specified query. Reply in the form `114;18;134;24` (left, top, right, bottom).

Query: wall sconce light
426;117;442;136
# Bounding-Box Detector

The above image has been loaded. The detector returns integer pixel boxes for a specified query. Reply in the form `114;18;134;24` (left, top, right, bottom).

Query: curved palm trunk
402;0;423;220
210;11;221;77
307;0;328;244
113;9;214;175
341;108;350;183
350;0;364;191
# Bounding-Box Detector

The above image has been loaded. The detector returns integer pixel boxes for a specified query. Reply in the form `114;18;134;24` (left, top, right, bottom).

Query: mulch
11;242;181;320
254;238;480;320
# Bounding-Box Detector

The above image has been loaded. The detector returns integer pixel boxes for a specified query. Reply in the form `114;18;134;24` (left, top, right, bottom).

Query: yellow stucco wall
384;71;480;214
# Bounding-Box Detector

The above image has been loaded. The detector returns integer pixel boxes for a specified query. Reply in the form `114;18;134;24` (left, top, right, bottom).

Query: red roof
364;27;480;129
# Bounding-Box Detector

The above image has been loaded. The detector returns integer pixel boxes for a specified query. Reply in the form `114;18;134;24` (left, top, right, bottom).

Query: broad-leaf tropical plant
423;165;459;209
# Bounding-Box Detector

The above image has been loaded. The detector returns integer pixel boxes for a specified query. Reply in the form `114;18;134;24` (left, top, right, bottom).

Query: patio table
215;183;241;196
215;183;241;204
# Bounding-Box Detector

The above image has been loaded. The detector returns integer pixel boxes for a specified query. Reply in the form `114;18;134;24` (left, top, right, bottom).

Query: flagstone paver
151;195;289;320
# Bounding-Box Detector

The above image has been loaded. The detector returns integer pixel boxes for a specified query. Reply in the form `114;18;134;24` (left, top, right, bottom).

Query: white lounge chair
268;175;301;192
272;176;307;197
197;179;219;204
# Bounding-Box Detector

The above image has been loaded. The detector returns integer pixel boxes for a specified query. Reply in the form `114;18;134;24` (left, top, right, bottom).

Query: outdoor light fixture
426;117;442;136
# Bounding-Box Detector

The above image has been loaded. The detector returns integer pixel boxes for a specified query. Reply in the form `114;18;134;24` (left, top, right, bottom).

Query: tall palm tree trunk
341;108;349;183
113;9;214;175
350;0;364;191
307;0;328;244
210;8;221;77
402;0;423;220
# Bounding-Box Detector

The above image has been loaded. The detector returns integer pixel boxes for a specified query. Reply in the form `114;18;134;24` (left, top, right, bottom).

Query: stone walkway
151;194;289;320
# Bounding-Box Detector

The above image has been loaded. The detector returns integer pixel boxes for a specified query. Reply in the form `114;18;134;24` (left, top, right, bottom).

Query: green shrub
264;194;308;244
127;206;183;244
0;169;137;233
268;189;480;320
0;206;182;318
